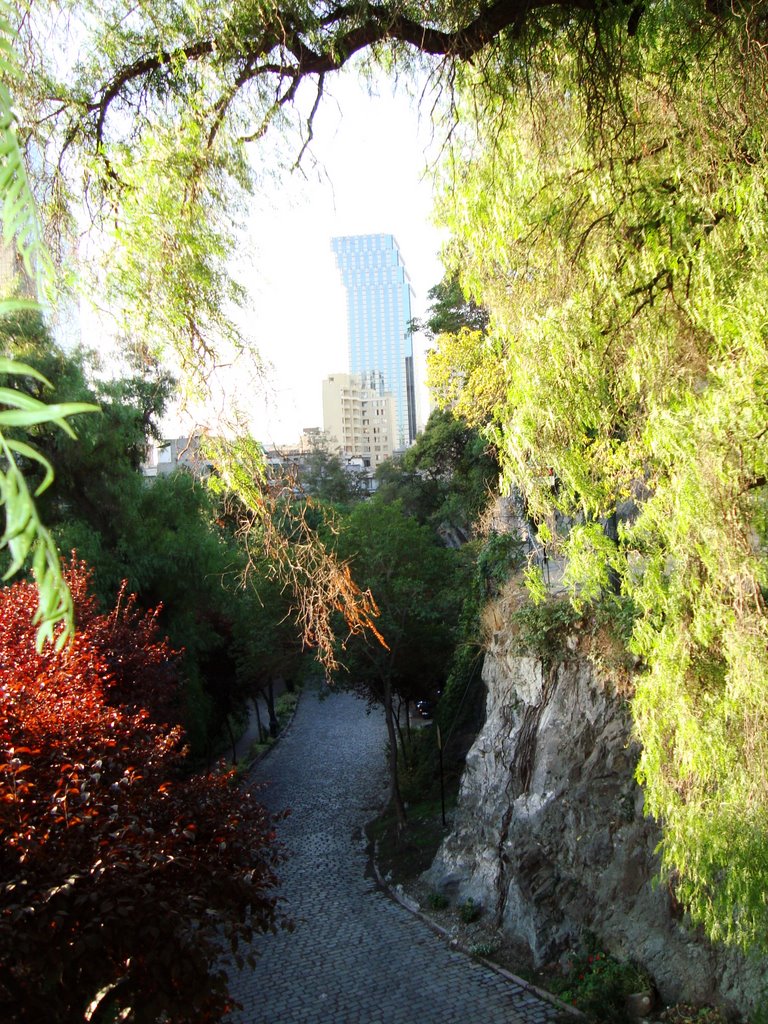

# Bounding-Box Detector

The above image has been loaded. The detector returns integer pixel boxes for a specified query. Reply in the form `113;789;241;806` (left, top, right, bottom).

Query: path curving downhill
226;689;565;1024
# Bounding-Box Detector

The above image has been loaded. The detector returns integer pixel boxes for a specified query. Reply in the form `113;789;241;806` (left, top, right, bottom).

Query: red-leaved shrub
0;560;282;1023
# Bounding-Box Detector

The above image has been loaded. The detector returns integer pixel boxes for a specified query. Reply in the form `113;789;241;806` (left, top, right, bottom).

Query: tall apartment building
142;436;213;479
322;372;396;469
331;233;417;450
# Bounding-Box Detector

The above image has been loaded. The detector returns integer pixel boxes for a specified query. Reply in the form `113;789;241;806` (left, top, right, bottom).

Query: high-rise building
322;372;396;469
331;234;417;450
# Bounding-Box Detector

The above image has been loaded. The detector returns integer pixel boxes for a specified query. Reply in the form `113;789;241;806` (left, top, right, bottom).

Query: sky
191;68;447;447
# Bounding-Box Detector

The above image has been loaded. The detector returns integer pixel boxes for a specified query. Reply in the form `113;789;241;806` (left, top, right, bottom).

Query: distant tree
1;312;173;545
299;445;366;505
0;561;282;1023
2;318;308;758
373;455;441;526
335;500;463;826
374;408;498;543
416;272;490;339
407;408;498;539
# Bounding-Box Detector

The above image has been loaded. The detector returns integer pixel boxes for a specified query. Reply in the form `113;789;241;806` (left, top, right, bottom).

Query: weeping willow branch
205;434;386;675
0;4;98;646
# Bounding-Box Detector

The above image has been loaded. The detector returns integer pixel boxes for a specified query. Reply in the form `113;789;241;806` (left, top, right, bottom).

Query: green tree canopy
14;0;766;670
427;26;768;950
1;318;307;754
299;441;367;506
15;0;758;378
335;498;465;823
374;407;498;543
417;272;490;339
1;311;174;537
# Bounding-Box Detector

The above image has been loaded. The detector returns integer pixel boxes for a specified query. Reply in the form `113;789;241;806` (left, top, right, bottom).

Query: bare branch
293;72;326;169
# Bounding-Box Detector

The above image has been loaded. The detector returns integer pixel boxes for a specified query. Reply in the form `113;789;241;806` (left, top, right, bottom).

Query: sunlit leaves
103;120;251;400
0;0;52;301
0;5;102;648
430;29;768;949
0;561;282;1022
0;361;98;649
208;433;386;675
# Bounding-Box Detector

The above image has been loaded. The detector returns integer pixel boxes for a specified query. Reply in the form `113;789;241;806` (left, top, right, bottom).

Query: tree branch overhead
80;0;590;147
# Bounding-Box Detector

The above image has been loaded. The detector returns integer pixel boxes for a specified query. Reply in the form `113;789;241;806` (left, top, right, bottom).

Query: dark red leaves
0;560;282;1023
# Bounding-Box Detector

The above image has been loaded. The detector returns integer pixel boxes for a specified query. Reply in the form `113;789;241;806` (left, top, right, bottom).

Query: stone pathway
226;689;565;1024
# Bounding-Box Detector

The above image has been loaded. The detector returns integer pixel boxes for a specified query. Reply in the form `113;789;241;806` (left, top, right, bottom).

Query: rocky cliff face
425;623;766;1015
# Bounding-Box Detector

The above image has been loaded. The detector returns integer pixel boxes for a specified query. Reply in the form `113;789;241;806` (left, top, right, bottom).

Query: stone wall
425;624;766;1015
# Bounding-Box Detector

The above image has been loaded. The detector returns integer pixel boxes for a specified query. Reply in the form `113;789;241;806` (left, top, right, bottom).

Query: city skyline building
322;372;396;469
331;233;417;450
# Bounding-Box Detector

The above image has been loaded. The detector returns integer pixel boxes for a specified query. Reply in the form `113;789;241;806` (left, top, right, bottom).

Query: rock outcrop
425;624;767;1015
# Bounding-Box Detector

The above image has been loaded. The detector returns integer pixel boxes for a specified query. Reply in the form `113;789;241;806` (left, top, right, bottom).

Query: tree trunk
253;695;265;744
226;714;237;765
266;682;278;737
383;677;407;829
394;696;408;767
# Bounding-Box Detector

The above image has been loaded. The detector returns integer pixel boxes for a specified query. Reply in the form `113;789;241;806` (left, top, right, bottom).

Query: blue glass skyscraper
331;233;417;449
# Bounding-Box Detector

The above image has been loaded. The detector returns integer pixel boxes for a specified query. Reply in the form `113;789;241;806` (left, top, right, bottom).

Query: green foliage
427;891;449;911
1;319;305;756
0;355;97;648
476;531;526;596
434;633;486;749
660;1007;728;1024
374;407;499;541
12;0;768;826
0;10;97;648
2;314;173;544
299;444;366;505
523;564;548;606
469;941;499;958
429;17;768;950
458;897;482;924
12;0;768;953
563;523;623;611
99;472;303;759
105;119;252;397
335;498;464;701
509;597;580;665
417;271;490;339
242;689;300;766
554;950;649;1022
374;455;443;525
0;0;51;301
425;541;493;769
208;434;382;678
17;0;711;683
334;497;468;822
364;405;504;798
367;792;450;882
748;1004;768;1024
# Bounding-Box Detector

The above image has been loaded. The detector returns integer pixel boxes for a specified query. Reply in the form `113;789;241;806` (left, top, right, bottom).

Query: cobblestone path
226;689;564;1024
